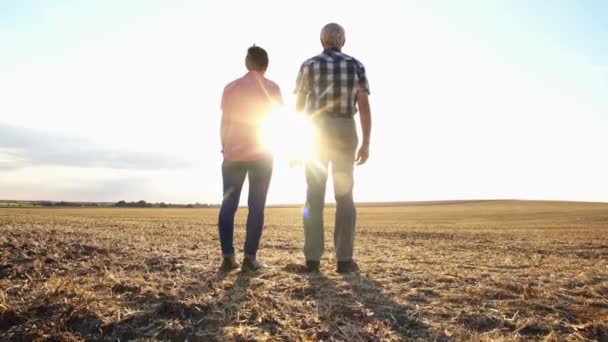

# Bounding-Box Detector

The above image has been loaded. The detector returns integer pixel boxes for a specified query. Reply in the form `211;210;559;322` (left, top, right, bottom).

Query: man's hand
356;143;369;165
289;159;302;168
356;91;371;166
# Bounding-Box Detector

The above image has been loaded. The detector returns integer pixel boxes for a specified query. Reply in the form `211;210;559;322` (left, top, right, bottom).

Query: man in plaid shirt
294;22;372;274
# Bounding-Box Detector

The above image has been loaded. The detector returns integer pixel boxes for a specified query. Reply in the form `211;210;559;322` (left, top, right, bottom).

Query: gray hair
320;23;345;48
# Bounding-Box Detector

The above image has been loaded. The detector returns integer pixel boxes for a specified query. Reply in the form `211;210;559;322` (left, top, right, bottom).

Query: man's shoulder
337;51;365;67
300;53;326;67
301;51;365;68
223;77;242;93
264;78;281;92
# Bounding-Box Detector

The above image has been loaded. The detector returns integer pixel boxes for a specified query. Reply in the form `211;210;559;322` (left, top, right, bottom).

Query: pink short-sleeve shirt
221;71;283;161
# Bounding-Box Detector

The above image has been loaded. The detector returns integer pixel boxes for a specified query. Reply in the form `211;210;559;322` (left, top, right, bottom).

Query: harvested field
0;200;607;341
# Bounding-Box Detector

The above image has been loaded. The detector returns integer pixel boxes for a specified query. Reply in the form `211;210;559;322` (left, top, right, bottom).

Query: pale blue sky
1;0;607;203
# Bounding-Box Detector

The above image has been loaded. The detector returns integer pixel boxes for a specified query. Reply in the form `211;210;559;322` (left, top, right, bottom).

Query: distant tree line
114;200;152;208
21;200;218;208
35;201;103;207
114;200;217;208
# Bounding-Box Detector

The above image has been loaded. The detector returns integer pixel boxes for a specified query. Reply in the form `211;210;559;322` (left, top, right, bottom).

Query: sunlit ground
1;201;607;340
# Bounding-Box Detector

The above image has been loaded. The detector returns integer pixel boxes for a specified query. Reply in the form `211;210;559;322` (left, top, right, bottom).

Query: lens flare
302;206;310;218
260;107;315;162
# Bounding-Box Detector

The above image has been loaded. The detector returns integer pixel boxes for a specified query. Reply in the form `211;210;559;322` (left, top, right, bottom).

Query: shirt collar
244;70;265;79
323;47;341;54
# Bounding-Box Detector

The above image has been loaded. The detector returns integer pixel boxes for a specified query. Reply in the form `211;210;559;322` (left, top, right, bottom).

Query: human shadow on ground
284;263;448;341
342;270;449;341
100;268;255;341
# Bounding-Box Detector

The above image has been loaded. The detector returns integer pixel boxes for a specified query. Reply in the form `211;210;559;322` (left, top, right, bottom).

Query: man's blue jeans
218;158;273;259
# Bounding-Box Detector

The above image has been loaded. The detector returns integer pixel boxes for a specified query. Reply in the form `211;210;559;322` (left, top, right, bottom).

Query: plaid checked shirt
295;47;370;118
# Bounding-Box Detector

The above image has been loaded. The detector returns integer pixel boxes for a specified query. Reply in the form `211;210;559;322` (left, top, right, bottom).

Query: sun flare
260;108;316;162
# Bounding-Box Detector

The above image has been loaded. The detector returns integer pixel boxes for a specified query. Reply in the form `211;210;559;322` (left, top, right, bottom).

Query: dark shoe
241;258;266;272
306;260;320;273
337;260;359;274
219;257;239;272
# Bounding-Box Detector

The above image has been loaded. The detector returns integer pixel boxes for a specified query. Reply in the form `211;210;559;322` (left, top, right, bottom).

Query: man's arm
295;92;307;113
220;86;230;152
294;63;310;113
220;111;228;151
356;91;371;165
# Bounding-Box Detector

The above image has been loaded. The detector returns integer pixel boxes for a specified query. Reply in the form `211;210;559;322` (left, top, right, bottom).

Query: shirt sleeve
294;63;311;95
274;85;284;105
220;86;228;110
356;61;370;95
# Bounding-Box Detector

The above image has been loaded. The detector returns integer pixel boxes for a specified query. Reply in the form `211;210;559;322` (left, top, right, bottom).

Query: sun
259;107;316;162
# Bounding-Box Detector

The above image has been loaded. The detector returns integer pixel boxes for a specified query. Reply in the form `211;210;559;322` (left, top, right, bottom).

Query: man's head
320;23;345;49
245;45;269;73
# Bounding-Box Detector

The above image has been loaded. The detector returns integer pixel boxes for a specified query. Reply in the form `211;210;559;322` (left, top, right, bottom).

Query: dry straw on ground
1;200;607;341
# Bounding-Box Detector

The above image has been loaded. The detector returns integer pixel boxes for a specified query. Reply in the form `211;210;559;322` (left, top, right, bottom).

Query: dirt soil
1;201;607;341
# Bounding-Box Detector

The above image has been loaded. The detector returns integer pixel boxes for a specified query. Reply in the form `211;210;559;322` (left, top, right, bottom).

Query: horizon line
2;198;608;206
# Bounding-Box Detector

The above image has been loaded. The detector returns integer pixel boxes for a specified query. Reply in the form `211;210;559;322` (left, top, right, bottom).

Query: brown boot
219;256;240;272
306;260;320;273
337;260;359;274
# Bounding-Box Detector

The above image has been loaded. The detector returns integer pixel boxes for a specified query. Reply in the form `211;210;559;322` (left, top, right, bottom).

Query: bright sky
1;0;607;204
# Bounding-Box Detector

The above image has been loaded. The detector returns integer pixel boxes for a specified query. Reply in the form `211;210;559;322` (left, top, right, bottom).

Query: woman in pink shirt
218;46;283;272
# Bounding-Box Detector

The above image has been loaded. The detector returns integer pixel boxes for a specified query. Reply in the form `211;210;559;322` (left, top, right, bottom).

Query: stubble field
0;201;607;341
